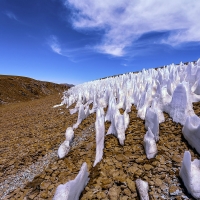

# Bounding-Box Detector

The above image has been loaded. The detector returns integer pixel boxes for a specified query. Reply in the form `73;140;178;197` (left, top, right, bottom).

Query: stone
127;178;136;192
96;191;106;199
154;178;162;187
123;188;131;196
82;191;94;199
144;164;153;171
134;169;143;177
101;178;113;189
169;185;179;196
40;191;48;198
108;185;121;200
152;161;159;167
116;154;126;161
127;166;138;174
136;157;144;163
28;192;38;199
149;181;154;186
120;196;129;200
40;181;51;190
172;155;182;163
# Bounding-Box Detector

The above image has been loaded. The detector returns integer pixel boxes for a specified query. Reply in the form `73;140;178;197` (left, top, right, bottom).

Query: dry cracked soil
1;76;200;200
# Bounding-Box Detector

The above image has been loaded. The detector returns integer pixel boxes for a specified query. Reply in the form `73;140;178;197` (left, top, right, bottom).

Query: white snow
136;179;149;200
145;107;159;142
180;151;200;199
73;104;86;129
164;83;194;125
144;127;157;159
53;162;89;200
182;115;200;154
93;107;105;166
58;141;70;159
53;103;63;108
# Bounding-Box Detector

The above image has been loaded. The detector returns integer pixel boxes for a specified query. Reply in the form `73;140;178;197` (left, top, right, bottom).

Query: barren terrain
0;76;200;199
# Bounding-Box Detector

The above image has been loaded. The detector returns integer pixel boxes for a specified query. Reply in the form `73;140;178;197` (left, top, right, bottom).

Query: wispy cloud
64;0;200;56
5;11;18;21
47;35;63;55
47;35;95;62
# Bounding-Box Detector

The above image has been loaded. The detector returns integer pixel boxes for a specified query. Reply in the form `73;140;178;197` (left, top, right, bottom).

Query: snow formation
53;162;89;200
58;140;70;159
57;59;200;198
136;179;149;200
93;107;105;166
145;107;159;142
179;151;200;199
144;127;157;159
65;127;74;144
183;115;200;154
58;127;74;159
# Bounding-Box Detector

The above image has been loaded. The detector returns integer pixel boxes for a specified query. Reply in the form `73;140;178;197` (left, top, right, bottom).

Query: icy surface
93;107;105;166
124;110;130;130
144;127;157;159
164;83;194;125
192;79;200;95
73;104;86;129
183;115;200;154
53;162;89;200
65;127;74;144
58;141;70;159
115;111;126;145
180;151;200;199
145;107;159;142
53;103;63;108
136;179;149;200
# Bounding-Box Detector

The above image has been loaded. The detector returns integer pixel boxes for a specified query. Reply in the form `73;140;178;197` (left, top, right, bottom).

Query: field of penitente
0;75;200;199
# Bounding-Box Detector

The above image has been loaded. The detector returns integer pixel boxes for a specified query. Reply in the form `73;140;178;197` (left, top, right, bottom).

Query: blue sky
1;0;200;85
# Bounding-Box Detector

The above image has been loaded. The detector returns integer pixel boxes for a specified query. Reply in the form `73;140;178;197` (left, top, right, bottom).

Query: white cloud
5;11;18;21
47;35;93;62
65;0;200;56
47;35;62;55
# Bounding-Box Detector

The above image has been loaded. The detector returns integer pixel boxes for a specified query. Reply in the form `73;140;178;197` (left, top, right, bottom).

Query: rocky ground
0;75;69;104
0;91;200;199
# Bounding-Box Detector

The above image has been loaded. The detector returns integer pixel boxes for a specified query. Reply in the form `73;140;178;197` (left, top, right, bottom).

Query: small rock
108;185;121;200
127;166;138;174
96;191;106;199
127;178;136;192
28;192;38;199
116;154;125;161
123;188;131;196
172;155;182;163
149;181;154;186
144;164;153;171
82;191;94;199
40;191;48;198
120;196;129;200
136;157;144;163
169;185;179;196
154;178;162;187
40;181;51;190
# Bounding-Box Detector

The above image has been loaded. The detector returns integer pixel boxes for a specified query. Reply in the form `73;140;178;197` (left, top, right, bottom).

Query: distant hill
0;75;71;104
61;83;74;88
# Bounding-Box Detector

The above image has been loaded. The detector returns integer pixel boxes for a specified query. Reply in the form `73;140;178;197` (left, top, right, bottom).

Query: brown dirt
0;75;69;104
